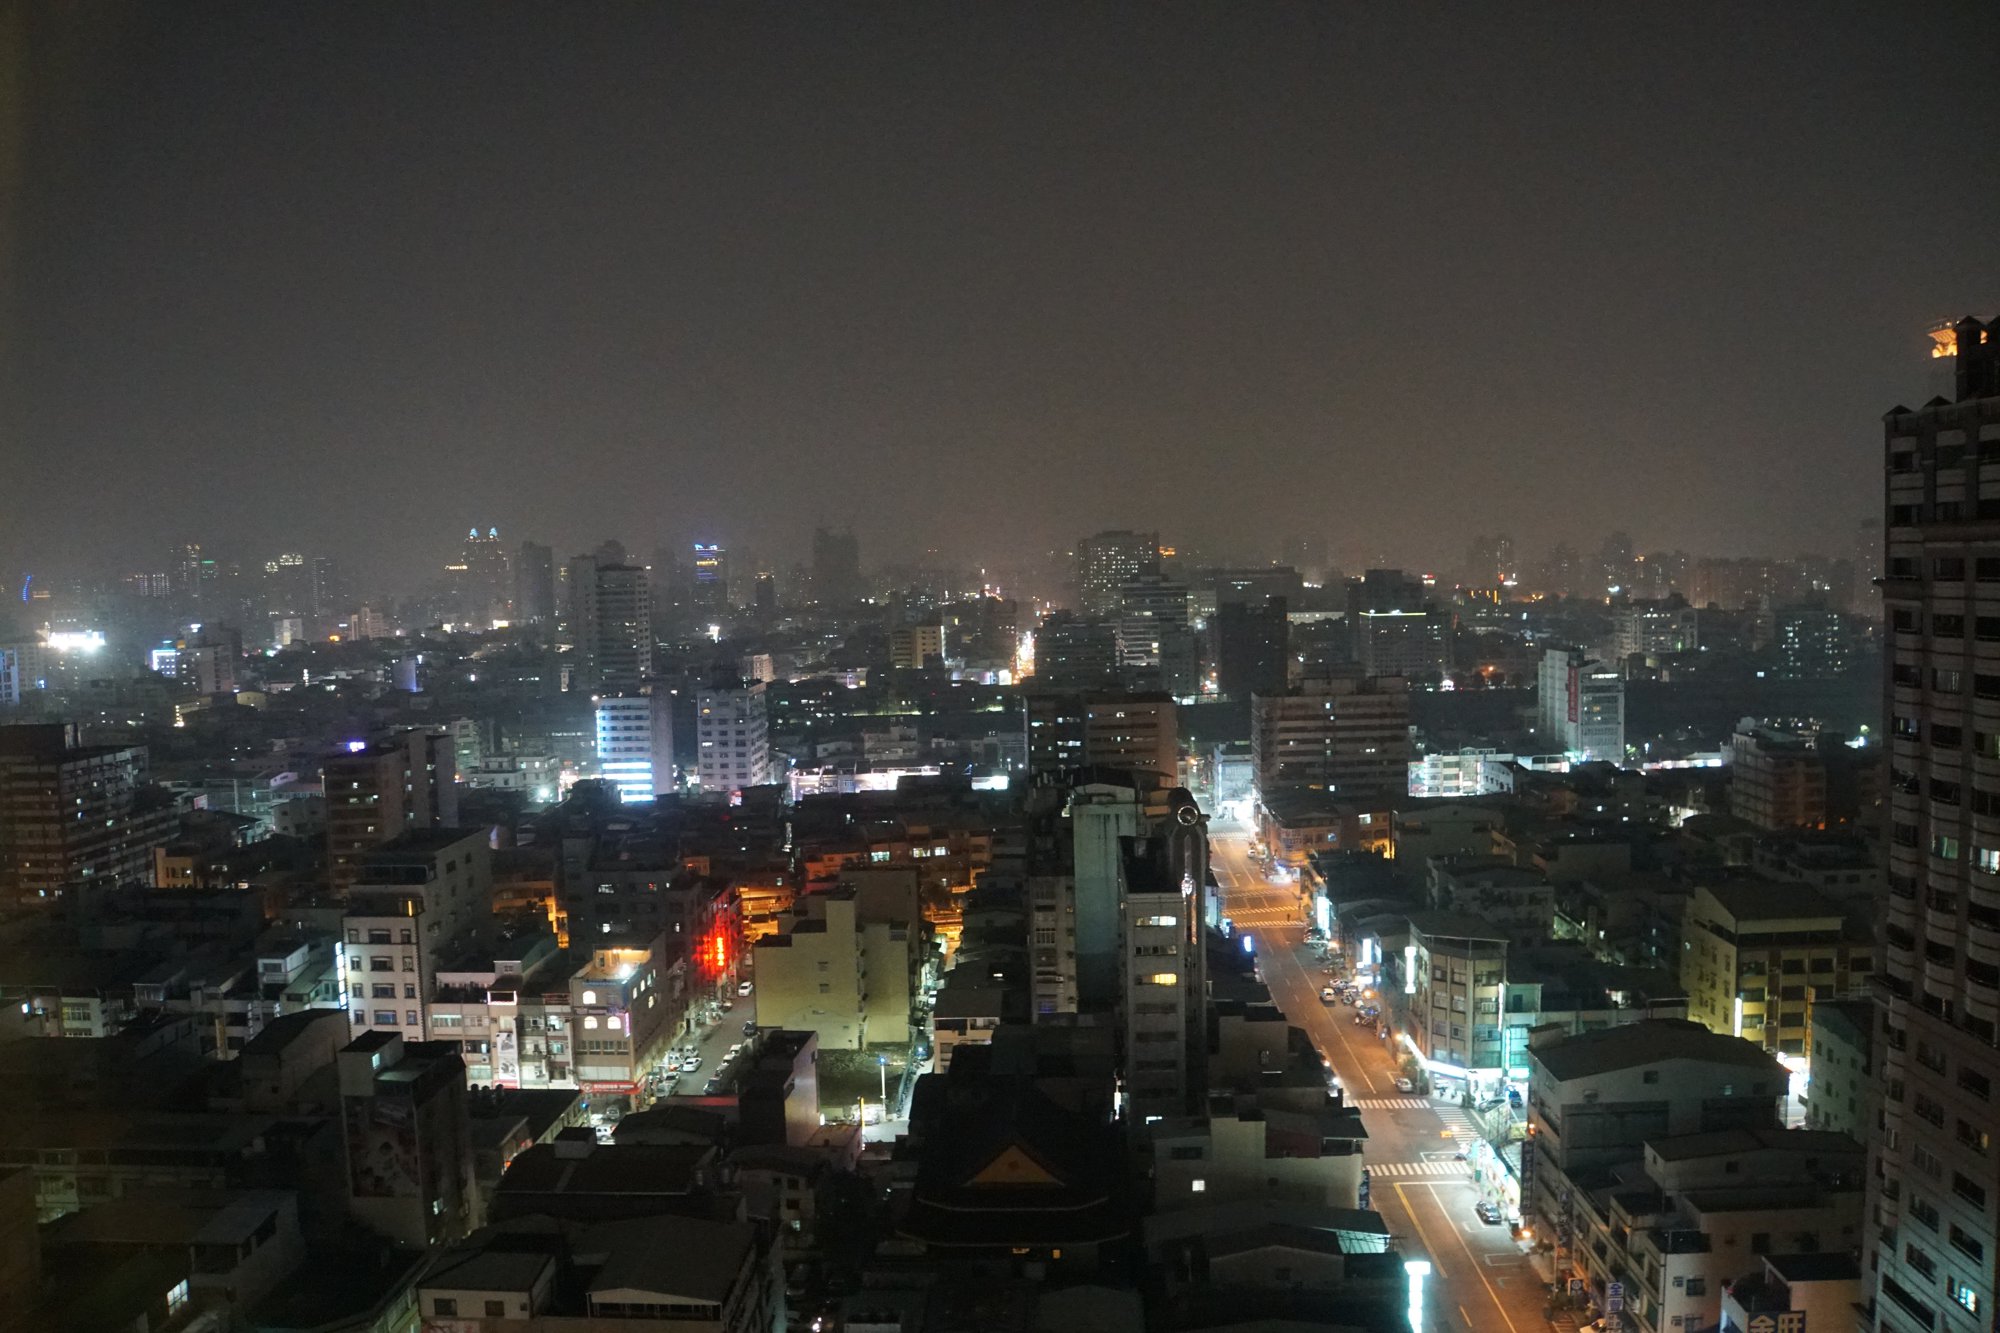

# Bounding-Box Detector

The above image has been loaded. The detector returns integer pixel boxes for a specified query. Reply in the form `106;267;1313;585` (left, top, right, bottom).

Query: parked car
1394;1077;1415;1093
737;980;754;996
681;1055;701;1072
703;1076;723;1094
1320;987;1338;1002
1474;1200;1504;1225
743;1020;759;1036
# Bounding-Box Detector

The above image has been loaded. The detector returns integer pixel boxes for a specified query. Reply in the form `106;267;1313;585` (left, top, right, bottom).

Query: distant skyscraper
812;528;862;604
567;550;652;691
1870;315;2000;1330
448;527;511;627
1250;672;1411;800
690;543;729;617
753;571;777;616
1209;597;1290;699
310;555;344;619
1075;530;1159;617
1463;534;1517;586
515;541;556;624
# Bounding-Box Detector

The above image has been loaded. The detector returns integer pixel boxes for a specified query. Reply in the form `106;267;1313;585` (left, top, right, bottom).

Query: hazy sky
5;4;1996;591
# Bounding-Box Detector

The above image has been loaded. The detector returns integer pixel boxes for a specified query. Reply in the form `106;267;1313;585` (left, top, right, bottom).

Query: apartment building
1678;879;1873;1058
344;829;491;1042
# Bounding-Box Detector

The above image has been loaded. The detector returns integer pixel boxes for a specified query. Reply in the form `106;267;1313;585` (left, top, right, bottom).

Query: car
737;980;754;996
725;1042;745;1061
1475;1200;1504;1225
1394;1077;1415;1093
704;1076;723;1094
744;1020;759;1036
663;1054;682;1072
1320;987;1338;1002
1353;1014;1369;1025
681;1055;701;1072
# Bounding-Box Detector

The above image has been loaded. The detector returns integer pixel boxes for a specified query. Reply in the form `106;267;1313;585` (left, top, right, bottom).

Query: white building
1537;647;1625;762
696;682;772;793
595;694;673;803
344;829;491;1042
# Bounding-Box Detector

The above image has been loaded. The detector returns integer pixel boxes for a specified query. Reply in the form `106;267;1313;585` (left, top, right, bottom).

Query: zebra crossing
1435;1105;1482;1142
1349;1097;1434;1110
1366;1159;1472;1179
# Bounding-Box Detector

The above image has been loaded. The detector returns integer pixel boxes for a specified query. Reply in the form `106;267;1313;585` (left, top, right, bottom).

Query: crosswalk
1435;1105;1482;1141
1366;1159;1471;1179
1349;1097;1435;1110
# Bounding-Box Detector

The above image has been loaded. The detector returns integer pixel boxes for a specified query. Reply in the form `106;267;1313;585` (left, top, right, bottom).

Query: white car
1395;1076;1416;1093
1320;987;1338;1003
681;1055;701;1073
737;980;754;996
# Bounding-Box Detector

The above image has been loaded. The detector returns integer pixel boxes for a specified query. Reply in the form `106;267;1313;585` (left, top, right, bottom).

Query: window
1683;1278;1706;1297
1951;1280;1981;1315
1911;1196;1940;1230
374;1010;397;1025
1953;1172;1986;1208
407;1010;419;1027
818;983;830;994
1191;1178;1206;1192
1140;972;1180;986
434;1298;457;1316
1906;1243;1937;1278
486;1301;506;1318
168;1280;190;1315
1750;1232;1770;1255
1643;1070;1659;1084
1951;1224;1985;1261
1961;1067;1992;1099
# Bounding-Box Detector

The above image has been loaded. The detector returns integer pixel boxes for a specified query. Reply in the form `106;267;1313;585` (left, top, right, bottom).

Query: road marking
1367;1160;1470;1178
1405;1180;1525;1333
1390;1182;1450;1283
1350;1098;1434;1109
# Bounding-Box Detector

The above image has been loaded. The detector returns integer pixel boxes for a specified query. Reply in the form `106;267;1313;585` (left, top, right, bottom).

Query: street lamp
877;1053;888;1102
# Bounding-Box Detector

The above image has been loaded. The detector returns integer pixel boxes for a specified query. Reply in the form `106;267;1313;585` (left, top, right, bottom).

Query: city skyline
5;6;1996;586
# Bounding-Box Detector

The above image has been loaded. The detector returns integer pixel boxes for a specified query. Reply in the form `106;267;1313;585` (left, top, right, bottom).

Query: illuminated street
1213;826;1560;1333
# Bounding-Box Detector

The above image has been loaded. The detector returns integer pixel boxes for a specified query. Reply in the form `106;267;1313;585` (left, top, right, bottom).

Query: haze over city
6;5;1996;589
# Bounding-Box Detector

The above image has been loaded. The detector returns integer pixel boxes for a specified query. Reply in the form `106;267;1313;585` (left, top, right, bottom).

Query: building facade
1871;315;2000;1333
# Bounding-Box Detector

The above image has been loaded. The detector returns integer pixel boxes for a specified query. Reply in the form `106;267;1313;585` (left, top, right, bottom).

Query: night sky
5;4;1996;589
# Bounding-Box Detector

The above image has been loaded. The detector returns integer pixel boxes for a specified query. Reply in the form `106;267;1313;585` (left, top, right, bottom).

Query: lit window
584;1016;599;1029
1952;1281;1981;1315
581;989;597;1005
1191;1179;1206;1192
1142;972;1180;986
167;1280;189;1315
607;1016;622;1030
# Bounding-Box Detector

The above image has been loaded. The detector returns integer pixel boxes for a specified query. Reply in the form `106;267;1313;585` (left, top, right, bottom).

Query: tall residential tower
1870;316;2000;1333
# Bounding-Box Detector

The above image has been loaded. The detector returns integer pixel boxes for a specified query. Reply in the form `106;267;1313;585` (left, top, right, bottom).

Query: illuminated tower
690;543;729;618
1870;316;2000;1333
566;550;652;691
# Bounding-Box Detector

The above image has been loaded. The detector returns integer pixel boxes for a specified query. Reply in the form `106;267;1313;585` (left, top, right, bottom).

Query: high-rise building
1025;692;1179;779
889;624;945;669
1349;569;1449;681
323;729;458;897
566;551;652;691
445;527;512;628
514;541;556;624
1115;573;1197;695
1869;315;2000;1333
0;722;176;907
1075;530;1159;617
1210;597;1290;700
1033;611;1119;688
1536;647;1625;763
690;543;730;617
696;681;772;793
1249;672;1412;802
595;694;674;802
1464;534;1518;587
1775;603;1857;679
812;528;862;605
311;555;344;619
1118;788;1211;1120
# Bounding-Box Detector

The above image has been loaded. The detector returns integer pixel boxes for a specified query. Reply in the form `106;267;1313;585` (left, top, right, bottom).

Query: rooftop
1648;1126;1861;1163
1533;1019;1782;1082
1700;877;1846;924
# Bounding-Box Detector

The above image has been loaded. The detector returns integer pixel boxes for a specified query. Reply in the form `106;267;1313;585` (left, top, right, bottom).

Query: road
1212;827;1554;1333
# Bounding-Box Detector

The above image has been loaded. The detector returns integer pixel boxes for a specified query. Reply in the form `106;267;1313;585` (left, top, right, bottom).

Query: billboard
344;1093;423;1199
493;1028;519;1087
